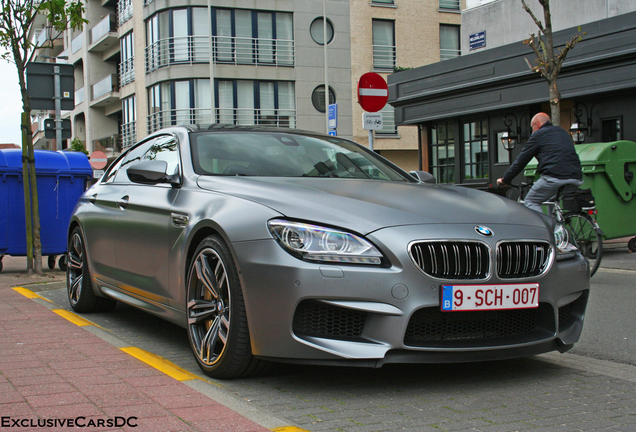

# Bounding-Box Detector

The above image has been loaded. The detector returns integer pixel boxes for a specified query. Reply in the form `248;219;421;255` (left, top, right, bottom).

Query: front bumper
232;223;590;365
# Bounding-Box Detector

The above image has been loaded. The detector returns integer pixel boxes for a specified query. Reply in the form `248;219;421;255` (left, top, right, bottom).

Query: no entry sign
89;151;108;170
357;72;388;112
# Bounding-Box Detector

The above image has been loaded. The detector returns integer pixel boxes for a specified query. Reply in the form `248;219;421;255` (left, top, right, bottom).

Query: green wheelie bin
524;140;636;251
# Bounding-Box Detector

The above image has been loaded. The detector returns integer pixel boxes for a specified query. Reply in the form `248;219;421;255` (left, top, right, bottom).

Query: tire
186;235;267;379
563;213;603;277
628;237;636;253
67;227;117;313
58;254;68;271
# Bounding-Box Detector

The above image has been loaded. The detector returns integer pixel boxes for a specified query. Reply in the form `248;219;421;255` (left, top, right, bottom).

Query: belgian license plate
441;283;539;312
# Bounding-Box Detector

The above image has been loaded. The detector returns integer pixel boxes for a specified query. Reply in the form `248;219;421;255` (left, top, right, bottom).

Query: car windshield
190;131;413;181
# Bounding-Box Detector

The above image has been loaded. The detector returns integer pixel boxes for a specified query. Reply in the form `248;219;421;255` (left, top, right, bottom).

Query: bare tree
0;0;86;274
521;0;582;125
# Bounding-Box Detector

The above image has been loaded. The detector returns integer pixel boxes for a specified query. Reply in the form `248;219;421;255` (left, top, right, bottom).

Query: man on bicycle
497;112;583;212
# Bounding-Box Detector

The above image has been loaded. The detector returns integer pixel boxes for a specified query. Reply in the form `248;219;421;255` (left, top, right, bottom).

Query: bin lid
575;140;636;165
0;149;93;176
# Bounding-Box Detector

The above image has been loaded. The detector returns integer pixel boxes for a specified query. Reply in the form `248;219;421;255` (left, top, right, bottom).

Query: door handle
117;196;129;210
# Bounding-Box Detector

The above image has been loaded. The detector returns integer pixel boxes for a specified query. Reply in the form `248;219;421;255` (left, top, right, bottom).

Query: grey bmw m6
67;125;590;378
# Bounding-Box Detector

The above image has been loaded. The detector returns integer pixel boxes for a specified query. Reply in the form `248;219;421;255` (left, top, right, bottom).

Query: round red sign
357;72;388;112
89;151;108;170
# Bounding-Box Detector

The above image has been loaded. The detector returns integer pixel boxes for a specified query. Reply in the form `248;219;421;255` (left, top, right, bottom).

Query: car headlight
268;219;383;265
554;223;578;259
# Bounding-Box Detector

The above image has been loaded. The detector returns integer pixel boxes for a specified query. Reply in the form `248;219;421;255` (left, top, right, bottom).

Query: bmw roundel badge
475;226;493;237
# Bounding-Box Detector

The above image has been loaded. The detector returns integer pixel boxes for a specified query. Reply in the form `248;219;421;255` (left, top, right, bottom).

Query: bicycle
506;182;604;277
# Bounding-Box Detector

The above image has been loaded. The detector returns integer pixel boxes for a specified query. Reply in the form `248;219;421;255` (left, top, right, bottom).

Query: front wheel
563;213;603;277
186;235;268;379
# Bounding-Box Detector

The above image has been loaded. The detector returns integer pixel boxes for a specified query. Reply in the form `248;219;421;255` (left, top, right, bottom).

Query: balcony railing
373;44;396;71
119;57;135;86
145;35;294;73
71;33;83;53
118;0;133;26
440;48;461;61
121;121;137;149
147;108;297;134
75;87;85;106
90;14;116;45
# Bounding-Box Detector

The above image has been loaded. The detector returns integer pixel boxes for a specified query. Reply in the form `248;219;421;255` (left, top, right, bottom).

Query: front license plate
441;283;539;312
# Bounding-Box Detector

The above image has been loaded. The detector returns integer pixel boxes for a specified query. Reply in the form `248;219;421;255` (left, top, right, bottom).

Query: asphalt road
19;248;636;432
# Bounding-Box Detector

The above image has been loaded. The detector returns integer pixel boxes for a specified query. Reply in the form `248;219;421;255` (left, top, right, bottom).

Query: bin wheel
58;254;68;271
628;237;636;253
0;256;3;273
48;255;56;270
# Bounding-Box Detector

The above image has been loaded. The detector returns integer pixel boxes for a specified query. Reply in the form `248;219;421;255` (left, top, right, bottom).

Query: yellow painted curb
12;287;52;302
52;309;95;327
272;427;312;432
121;346;201;382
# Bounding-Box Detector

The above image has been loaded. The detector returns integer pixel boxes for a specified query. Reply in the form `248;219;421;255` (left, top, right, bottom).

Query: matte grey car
67;125;590;378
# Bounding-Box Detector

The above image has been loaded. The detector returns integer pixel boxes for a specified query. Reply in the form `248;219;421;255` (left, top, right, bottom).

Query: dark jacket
502;121;582;185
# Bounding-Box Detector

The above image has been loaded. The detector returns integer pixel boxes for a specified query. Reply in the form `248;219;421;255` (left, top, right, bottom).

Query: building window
440;24;460;60
148;79;213;133
120;32;134;86
372;19;396;71
217;80;296;127
372;0;396;5
439;0;460;11
376;105;397;136
146;8;294;72
310;17;334;45
122;95;136;149
430;121;456;184
495;131;510;164
463;119;489;181
311;85;335;113
601;117;622;142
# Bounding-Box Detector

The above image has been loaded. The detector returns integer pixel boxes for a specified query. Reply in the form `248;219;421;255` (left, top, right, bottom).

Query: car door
111;135;181;305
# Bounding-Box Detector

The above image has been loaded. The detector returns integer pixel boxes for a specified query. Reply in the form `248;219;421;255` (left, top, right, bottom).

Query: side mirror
409;170;436;184
127;160;180;186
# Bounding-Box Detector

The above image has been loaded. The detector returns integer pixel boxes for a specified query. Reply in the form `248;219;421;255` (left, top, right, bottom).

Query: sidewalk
0;256;282;432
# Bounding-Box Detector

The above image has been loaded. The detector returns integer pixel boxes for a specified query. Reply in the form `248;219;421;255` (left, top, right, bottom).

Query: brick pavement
0;256;286;432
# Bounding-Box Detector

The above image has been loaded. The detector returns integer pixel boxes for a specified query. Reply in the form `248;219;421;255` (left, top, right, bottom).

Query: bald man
497;112;583;213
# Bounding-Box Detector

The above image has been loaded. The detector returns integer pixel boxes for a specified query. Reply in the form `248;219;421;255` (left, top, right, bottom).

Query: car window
101;155;124;184
142;135;180;176
113;140;151;184
190;132;411;181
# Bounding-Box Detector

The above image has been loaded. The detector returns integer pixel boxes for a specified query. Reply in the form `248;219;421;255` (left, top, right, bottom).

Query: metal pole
368;130;374;151
53;65;61;151
323;0;329;133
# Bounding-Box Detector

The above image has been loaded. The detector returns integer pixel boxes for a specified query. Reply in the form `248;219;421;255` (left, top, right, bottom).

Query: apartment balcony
90;74;120;107
145;35;294;73
147;108;297;134
89;14;118;52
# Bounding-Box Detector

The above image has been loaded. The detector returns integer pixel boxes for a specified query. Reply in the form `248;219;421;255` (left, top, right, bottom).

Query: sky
0;61;25;146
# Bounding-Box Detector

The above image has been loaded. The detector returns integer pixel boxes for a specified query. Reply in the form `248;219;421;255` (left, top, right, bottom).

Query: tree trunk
549;77;561;126
27;135;43;275
20;112;34;274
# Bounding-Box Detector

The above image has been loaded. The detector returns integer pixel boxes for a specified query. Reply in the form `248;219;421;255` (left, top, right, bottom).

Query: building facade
388;0;636;188
32;0;464;172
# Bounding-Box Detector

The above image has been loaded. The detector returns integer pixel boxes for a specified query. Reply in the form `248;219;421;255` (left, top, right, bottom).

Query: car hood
196;177;548;234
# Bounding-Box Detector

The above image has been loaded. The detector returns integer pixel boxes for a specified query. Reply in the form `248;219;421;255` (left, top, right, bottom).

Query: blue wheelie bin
0;149;93;272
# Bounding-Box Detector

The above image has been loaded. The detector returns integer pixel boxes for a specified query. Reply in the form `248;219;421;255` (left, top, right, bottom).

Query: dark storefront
388;11;636;190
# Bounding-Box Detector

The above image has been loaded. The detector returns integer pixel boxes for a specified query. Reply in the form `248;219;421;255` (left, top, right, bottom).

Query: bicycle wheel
563;213;603;276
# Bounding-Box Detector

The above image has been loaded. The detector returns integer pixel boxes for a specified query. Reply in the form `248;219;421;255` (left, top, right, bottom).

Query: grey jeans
524;175;583;213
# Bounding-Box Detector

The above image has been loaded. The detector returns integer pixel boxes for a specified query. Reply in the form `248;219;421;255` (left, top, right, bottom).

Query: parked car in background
67;125;590;378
